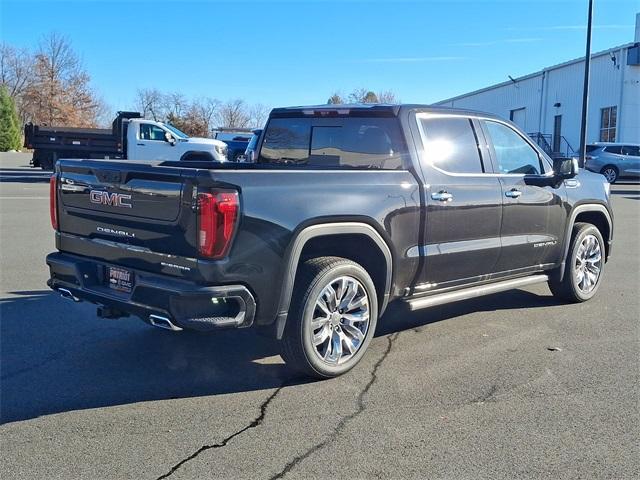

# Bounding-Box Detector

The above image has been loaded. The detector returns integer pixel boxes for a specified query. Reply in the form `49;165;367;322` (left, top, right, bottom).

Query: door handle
431;191;453;202
505;189;522;198
136;143;145;146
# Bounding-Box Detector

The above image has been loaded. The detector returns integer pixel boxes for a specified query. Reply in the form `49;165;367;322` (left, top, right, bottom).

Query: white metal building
434;13;640;157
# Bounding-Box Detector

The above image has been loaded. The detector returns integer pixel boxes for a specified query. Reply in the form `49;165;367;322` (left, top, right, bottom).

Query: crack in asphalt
155;386;285;480
268;333;399;480
471;384;498;404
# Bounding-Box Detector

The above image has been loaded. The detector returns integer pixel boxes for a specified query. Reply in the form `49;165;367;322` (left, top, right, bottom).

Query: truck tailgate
55;159;201;276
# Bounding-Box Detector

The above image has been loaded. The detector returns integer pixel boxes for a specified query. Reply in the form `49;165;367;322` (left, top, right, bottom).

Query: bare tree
377;90;399;103
135;88;164;120
348;88;379;104
249;103;269;128
163;91;188;121
328;88;398;105
327;92;343;104
0;43;35;124
175;97;220;137
216;99;250;129
191;97;220;133
0;44;34;98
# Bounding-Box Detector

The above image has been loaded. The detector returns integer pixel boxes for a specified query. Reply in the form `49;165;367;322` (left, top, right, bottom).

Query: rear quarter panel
208;169;421;323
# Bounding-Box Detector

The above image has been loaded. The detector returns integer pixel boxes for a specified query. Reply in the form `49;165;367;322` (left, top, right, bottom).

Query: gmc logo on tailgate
90;190;132;208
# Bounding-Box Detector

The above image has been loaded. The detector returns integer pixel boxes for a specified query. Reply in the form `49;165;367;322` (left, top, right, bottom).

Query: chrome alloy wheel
309;276;370;365
574;234;602;293
601;167;617;183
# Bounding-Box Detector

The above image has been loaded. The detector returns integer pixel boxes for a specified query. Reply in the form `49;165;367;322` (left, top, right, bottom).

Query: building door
510;108;526;130
553;115;562;153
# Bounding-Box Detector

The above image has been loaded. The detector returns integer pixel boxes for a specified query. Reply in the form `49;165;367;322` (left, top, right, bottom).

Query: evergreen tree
0;85;22;151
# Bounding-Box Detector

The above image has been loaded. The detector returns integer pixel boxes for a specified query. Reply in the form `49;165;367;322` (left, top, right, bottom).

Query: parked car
212;129;252;161
241;129;263;162
584;142;640;183
46;104;613;379
24;111;228;169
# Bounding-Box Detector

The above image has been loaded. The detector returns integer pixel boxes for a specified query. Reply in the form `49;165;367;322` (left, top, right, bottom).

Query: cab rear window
258;117;408;169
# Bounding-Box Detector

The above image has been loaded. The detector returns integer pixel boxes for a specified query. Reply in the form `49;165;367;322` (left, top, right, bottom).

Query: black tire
280;256;378;379
600;165;618;183
548;222;605;302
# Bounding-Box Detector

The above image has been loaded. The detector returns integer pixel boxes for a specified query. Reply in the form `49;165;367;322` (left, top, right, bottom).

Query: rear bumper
46;252;256;330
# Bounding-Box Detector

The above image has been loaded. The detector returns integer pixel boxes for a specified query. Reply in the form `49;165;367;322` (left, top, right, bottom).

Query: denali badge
97;226;135;238
90;190;132;208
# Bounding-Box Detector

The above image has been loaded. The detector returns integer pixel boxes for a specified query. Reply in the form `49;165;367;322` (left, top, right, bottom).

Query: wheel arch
274;222;393;339
180;150;215;162
558;204;613;281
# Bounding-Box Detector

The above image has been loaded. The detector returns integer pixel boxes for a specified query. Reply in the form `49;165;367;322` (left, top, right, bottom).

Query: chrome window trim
415;112;555;179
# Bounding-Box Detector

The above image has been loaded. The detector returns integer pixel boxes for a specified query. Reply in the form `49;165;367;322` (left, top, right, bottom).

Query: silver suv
584;143;640;183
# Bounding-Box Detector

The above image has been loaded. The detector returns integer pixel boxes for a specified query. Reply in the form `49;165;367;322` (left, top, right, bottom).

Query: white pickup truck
24;111;228;169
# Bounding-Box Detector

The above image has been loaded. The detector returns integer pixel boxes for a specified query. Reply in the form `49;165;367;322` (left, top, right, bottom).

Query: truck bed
24;123;120;154
51;158;421;325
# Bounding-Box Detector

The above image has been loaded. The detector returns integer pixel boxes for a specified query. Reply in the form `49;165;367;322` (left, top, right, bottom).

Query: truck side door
130;122;174;160
411;113;503;292
480;119;566;273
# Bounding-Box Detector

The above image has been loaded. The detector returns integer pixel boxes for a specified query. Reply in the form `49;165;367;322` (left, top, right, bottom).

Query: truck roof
269;103;499;119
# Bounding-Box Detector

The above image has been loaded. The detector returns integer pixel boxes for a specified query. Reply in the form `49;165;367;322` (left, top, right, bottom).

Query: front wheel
281;257;378;378
549;222;605;302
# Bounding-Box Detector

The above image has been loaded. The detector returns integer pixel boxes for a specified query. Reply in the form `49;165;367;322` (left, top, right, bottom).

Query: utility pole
578;0;594;168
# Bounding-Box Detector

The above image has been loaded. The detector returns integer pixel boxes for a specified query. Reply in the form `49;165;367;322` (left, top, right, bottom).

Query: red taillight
197;191;239;258
49;175;58;230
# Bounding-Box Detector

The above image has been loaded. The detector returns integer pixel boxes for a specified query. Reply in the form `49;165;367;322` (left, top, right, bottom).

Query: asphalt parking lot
1;152;638;480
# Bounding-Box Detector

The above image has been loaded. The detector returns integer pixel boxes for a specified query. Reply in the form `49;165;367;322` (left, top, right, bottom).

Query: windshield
247;132;261;150
163;123;189;139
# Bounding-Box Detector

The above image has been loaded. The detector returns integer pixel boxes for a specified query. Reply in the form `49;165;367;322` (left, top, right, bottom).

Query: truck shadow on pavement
1;288;562;424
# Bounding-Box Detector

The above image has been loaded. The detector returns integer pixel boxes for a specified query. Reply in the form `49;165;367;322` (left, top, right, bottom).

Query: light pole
578;0;594;168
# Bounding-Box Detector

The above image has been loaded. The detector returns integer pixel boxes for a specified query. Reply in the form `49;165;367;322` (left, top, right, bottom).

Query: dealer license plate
106;266;134;293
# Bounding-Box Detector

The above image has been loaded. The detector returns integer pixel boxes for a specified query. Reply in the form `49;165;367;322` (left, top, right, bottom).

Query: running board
405;274;549;311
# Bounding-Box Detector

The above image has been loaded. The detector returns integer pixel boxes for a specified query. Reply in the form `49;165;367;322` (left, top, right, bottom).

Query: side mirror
165;132;176;146
553;157;578;179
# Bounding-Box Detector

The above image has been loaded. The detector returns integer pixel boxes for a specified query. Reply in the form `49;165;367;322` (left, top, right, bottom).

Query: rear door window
418;116;484;174
258;117;407;169
622;145;640;156
604;145;623;154
258;118;312;165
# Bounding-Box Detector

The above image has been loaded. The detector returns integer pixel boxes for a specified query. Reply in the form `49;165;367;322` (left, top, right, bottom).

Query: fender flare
274;222;393;339
558;204;613;280
180;151;215;162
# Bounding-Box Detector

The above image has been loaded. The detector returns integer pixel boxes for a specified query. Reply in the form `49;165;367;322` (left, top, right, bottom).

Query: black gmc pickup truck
46;104;613;378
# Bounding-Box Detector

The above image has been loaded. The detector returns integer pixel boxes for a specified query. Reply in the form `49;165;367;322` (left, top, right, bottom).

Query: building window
600;107;617;142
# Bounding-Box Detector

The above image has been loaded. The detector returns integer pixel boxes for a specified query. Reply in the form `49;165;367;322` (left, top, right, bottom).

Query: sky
1;0;638;114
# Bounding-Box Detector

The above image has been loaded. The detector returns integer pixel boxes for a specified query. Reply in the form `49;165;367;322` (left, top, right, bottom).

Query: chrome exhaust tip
58;288;81;302
149;314;183;332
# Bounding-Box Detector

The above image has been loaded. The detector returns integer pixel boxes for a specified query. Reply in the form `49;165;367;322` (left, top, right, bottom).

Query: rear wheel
600;165;618;183
549;222;605;302
281;256;378;378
